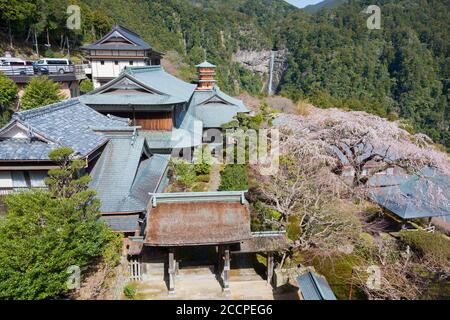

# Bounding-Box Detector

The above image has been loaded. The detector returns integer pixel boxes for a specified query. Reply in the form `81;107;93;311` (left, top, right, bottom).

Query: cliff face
233;49;288;94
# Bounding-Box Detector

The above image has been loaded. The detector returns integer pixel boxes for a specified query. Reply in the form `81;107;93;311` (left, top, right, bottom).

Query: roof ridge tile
14;98;80;121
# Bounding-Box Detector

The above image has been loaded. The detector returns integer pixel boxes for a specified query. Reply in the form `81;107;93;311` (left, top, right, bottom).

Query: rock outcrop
233;49;288;94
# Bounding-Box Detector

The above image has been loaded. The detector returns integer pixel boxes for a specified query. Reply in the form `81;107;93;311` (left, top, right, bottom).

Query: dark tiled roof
81;24;160;53
0;99;128;160
0;139;57;161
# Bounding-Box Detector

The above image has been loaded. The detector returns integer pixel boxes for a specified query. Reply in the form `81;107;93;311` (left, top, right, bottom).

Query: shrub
399;231;450;272
196;174;210;183
218;164;248;191
80;79;94;94
193;146;213;176
170;159;196;189
123;283;136;300
21;76;63;110
0;72;18;110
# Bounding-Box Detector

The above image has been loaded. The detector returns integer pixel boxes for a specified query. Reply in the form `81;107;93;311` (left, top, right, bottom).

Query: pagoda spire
195;60;216;91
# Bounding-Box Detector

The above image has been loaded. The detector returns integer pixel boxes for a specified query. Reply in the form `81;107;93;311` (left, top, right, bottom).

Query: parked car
32;61;49;75
0;58;34;76
33;58;74;74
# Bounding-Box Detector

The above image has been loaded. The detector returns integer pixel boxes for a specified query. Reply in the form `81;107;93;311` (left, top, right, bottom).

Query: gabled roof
190;87;250;128
0;99;128;161
297;272;337;300
83;66;196;106
80;24;161;53
125;66;197;101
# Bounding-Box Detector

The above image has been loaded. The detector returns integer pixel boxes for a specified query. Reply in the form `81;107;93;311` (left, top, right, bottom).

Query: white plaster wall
0;126;28;139
92;60;148;88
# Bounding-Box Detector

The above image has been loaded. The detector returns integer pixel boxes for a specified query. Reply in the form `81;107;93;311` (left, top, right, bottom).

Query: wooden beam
267;252;274;285
168;249;175;294
223;247;230;292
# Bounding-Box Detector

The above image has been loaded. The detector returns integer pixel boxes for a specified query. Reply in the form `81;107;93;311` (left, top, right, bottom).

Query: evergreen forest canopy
0;0;448;147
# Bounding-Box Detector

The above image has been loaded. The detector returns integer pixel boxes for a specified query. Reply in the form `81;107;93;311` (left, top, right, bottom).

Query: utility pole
8;20;13;49
34;27;39;57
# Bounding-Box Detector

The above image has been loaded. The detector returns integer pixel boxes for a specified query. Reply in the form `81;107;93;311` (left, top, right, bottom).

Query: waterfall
268;50;276;95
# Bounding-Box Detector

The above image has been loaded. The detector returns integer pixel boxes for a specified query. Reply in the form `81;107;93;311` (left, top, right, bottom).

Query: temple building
0;25;287;295
79;63;249;153
81;24;163;88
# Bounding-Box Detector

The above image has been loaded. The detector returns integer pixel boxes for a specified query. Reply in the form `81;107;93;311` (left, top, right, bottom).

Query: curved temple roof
80;24;162;54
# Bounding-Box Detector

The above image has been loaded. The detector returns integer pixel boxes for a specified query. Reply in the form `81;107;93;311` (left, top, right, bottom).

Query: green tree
80;79;94;94
0;147;121;300
170;158;196;190
193;145;213;176
20;76;63;110
218;164;248;191
0;72;18;126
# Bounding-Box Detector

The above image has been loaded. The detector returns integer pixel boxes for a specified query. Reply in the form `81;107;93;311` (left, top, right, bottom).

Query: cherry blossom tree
273;108;449;189
251;131;361;252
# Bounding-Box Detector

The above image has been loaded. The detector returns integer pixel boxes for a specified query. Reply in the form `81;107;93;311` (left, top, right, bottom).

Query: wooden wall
135;112;173;131
106;111;173;131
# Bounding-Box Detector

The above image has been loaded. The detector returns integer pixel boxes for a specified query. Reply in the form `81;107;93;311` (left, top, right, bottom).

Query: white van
33;58;74;74
0;58;33;75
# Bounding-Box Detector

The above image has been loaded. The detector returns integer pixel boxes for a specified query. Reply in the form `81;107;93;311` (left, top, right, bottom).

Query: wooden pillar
217;245;223;273
168;249;176;294
223;247;230;292
267;252;274;285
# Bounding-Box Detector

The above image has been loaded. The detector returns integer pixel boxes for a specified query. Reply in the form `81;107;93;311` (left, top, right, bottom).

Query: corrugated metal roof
145;192;251;246
100;214;140;232
90;135;170;214
90;136;146;213
190;87;250;128
141;115;203;149
297;272;337;300
127;154;170;207
369;167;450;219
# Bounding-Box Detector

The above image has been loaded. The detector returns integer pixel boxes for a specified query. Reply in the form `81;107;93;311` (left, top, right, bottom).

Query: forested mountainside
302;0;347;13
0;0;448;147
277;0;449;148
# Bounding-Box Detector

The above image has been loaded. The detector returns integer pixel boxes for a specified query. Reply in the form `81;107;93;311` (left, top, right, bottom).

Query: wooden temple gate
126;192;288;294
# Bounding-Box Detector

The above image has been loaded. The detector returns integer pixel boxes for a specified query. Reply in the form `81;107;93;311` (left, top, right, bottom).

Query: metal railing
251;230;286;237
0;64;90;78
0;65;34;76
0;186;47;196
